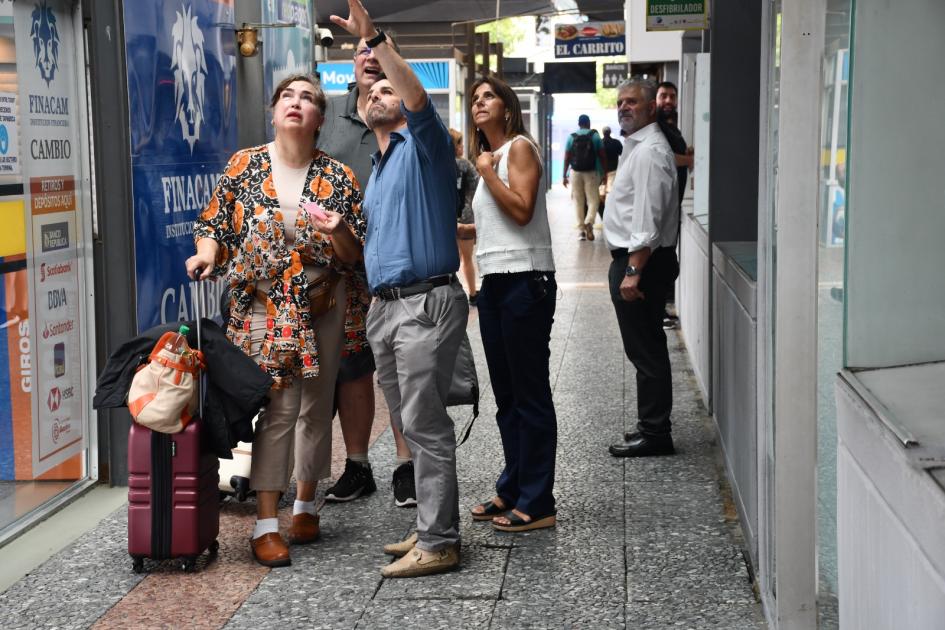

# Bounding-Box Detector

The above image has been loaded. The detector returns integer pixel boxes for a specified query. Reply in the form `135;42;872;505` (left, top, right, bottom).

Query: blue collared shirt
362;97;459;293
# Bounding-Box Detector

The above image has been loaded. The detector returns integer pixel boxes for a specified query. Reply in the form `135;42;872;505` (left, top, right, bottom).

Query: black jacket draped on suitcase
93;318;273;458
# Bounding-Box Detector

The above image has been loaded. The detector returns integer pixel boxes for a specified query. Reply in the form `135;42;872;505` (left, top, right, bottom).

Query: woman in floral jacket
186;74;364;568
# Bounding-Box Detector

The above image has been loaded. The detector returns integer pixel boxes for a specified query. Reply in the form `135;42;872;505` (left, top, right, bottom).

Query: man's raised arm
331;0;427;112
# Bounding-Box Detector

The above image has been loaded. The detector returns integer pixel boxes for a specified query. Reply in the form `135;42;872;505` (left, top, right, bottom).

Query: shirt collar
626;121;660;146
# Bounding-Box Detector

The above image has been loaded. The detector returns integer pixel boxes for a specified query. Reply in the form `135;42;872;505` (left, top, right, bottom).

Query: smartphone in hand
303;202;329;221
477;129;488;153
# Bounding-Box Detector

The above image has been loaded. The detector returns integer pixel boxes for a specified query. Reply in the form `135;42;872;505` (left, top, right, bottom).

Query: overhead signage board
646;0;709;31
554;22;626;59
124;0;237;331
317;61;450;93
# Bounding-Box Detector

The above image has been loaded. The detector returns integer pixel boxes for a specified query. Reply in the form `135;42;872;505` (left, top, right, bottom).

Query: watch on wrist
625;265;640;277
366;30;387;48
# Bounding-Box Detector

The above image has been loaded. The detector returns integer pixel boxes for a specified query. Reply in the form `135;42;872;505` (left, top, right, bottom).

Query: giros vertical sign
14;0;85;476
124;0;236;331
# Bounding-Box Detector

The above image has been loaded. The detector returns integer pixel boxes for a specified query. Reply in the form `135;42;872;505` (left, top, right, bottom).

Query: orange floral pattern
194;145;366;387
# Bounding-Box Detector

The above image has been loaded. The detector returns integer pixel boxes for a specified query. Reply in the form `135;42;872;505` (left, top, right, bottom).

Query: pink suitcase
127;420;220;572
127;280;219;573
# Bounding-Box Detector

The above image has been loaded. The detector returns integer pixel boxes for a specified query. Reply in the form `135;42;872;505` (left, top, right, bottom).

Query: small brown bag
306;268;342;318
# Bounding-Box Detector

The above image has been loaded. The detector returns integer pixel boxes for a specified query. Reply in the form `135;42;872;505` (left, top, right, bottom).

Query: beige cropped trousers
248;277;345;492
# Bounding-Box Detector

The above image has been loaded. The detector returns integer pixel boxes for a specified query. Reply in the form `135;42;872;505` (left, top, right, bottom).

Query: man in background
563;114;607;241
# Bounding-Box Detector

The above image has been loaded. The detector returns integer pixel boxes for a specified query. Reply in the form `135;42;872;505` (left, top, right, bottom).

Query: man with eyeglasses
316;28;419;510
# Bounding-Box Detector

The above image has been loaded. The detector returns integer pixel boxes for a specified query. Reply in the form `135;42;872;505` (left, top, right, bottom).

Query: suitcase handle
192;269;207;419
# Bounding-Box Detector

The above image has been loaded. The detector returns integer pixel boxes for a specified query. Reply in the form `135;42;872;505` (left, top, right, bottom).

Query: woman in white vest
466;75;558;532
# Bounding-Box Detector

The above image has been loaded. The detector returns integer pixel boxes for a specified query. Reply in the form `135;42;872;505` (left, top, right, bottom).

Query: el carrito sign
554;22;626;59
646;0;708;31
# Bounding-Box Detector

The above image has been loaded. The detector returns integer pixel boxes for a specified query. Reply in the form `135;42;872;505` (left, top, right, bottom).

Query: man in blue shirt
332;0;468;578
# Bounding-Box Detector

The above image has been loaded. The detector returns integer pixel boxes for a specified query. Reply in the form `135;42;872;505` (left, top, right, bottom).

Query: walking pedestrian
465;75;558;532
563;114;606;241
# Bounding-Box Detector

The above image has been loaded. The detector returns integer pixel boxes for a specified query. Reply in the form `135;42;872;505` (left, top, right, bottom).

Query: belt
376;275;452;301
610;246;674;259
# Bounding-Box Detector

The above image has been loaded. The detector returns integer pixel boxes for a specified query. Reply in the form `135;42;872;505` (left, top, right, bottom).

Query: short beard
366;105;404;130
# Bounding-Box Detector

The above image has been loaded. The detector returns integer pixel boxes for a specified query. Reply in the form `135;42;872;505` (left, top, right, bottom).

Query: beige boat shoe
380;545;460;578
383;531;418;557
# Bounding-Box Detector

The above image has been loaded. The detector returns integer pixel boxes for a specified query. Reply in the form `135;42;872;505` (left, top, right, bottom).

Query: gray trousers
367;279;469;551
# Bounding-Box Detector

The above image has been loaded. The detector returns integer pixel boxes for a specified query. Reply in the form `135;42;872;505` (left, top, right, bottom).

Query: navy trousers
477;271;557;518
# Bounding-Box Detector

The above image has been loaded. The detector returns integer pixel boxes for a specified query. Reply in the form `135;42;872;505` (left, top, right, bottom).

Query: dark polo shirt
316;85;378;190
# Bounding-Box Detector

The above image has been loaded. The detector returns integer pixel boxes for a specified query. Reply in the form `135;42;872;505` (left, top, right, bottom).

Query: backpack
127;331;204;434
569;132;597;172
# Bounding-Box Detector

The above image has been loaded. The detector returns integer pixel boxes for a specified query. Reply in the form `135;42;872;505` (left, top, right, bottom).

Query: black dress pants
608;247;679;436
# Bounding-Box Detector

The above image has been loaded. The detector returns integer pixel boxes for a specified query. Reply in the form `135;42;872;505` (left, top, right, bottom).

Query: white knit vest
472;136;555;276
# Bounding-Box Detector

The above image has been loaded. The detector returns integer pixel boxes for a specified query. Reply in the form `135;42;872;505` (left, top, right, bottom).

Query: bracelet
366;30;386;48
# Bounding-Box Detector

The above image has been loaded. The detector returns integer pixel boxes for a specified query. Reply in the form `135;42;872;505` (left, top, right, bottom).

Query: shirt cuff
628;232;659;253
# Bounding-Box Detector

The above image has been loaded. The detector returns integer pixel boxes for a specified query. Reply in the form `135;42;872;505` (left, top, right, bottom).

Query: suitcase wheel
179;557;197;572
132;557;145;574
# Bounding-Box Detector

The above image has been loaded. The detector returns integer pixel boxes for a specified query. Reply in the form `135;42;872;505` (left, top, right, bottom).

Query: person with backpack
562;114;607;241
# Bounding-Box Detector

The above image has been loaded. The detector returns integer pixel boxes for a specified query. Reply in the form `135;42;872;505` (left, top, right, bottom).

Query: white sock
349;453;369;465
252;517;279;540
395;456;412;466
293;499;317;516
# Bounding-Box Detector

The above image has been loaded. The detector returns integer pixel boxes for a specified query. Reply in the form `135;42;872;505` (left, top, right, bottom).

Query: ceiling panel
314;0;555;24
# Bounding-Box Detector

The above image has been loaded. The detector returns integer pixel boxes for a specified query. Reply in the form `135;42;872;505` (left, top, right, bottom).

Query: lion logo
171;5;207;153
30;2;60;86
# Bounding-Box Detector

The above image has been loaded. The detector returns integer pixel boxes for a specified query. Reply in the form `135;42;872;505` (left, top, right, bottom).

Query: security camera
316;27;334;48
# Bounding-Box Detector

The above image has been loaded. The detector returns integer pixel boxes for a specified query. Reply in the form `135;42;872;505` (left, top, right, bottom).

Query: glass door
0;0;96;545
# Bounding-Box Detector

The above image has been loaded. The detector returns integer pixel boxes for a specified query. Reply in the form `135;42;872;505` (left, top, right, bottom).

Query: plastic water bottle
165;324;192;356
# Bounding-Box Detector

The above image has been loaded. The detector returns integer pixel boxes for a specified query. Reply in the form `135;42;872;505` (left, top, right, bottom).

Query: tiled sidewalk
0;188;765;629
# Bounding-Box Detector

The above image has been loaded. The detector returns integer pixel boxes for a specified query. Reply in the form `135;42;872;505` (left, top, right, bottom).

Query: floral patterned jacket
194;144;366;387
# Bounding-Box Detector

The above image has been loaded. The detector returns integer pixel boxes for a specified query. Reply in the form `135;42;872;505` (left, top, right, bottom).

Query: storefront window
816;1;851;627
0;0;94;542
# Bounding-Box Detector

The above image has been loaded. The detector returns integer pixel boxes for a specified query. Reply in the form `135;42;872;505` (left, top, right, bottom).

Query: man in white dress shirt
602;78;680;458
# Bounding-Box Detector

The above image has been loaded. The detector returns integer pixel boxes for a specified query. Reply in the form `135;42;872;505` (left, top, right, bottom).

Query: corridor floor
0;187;766;629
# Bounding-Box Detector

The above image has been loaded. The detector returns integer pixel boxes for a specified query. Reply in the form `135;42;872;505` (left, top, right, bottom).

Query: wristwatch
624;265;640;277
366;30;387;48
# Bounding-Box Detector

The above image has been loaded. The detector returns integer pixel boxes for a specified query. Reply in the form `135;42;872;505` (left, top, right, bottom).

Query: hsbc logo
47;385;73;412
40;261;71;282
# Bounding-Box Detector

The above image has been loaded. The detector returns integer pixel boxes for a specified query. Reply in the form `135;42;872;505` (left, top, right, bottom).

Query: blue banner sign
317;61;450;92
554;22;626;58
124;0;237;330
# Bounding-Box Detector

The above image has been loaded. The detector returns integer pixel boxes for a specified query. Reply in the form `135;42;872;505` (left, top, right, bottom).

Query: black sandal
470;499;507;521
492;510;556;532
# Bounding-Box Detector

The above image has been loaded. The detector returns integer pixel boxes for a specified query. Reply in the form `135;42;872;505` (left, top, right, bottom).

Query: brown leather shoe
287;513;320;545
250;532;291;567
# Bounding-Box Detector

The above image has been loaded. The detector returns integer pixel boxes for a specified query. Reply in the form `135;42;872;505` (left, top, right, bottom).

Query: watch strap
366;30;386;48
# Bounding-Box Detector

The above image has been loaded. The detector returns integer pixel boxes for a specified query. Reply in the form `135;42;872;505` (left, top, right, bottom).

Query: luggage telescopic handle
192;268;206;418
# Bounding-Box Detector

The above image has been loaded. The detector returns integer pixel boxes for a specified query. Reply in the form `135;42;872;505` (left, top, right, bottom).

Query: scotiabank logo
40;261;71;282
42;319;73;339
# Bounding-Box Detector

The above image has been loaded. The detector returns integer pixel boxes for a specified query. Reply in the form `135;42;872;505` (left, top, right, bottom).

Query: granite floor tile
357;598;495;630
624;598;766;629
491;598;625;629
